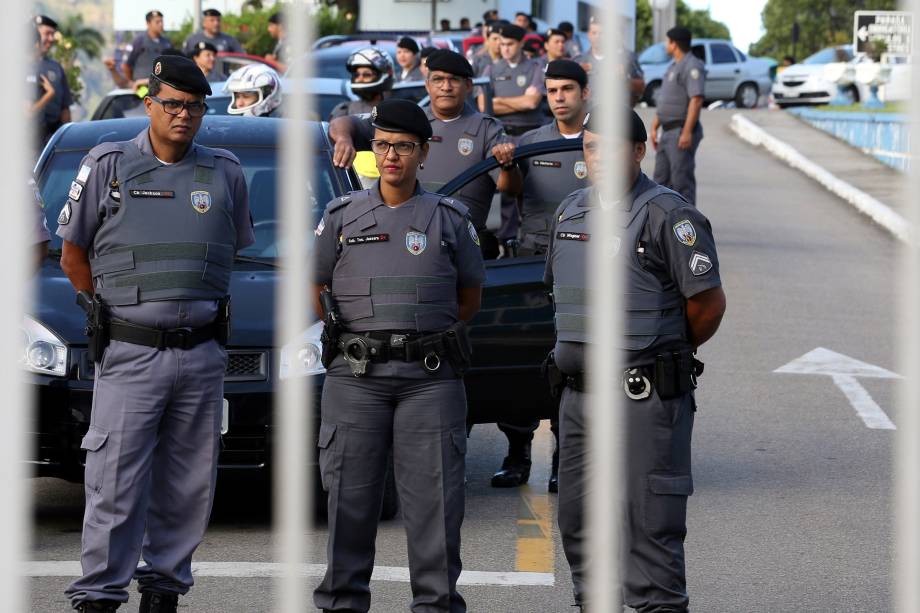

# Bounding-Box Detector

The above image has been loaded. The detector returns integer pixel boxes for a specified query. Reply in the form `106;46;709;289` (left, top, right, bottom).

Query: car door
706;42;743;100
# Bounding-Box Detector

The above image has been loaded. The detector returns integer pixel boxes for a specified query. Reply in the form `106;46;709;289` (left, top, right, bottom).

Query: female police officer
312;98;485;613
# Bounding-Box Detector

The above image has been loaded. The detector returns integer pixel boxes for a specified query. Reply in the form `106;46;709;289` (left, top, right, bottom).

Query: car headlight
21;316;68;377
279;320;326;380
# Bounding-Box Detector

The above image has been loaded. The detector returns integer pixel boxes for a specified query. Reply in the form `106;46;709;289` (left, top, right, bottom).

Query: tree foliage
749;0;899;59
49;14;105;105
635;0;732;52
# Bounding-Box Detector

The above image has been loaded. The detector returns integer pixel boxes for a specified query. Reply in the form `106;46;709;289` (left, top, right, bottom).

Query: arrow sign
775;347;899;430
858;25;869;42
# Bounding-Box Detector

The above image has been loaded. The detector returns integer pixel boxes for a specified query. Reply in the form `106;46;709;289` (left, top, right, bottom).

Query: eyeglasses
370;139;422;157
428;75;465;88
148;96;209;118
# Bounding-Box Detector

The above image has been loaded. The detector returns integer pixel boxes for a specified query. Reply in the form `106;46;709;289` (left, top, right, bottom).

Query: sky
684;0;769;51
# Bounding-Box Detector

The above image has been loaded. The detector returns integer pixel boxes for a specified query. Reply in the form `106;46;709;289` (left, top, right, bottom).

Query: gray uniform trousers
314;374;468;613
65;339;227;605
653;124;703;206
557;385;695;612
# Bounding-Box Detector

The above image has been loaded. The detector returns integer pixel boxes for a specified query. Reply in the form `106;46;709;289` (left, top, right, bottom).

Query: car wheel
380;452;400;520
735;82;759;109
644;81;662;107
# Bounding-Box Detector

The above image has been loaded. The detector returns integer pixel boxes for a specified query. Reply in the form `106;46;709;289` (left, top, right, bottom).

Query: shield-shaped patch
406;231;427;255
458;137;474;156
516;74;527;87
574;161;587;179
672;219;696;247
191;190;212;214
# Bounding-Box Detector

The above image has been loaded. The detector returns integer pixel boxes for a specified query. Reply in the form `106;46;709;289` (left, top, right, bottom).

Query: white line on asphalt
831;374;897;430
729;113;911;243
22;561;555;587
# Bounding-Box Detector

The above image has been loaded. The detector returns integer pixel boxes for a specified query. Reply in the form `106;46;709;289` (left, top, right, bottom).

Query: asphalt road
29;109;898;612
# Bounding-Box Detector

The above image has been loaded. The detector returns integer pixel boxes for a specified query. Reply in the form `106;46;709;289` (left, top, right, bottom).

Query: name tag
533;160;561;168
557;231;590;242
129;189;175;198
345;233;389;245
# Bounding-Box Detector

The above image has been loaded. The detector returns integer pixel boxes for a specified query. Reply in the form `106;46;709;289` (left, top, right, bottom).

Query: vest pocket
416;283;454;304
201;262;232;291
333;277;374;321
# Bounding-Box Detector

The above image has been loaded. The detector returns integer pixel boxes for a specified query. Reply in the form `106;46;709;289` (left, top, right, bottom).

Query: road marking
775;347;899;430
22;561;555;587
516;486;554;573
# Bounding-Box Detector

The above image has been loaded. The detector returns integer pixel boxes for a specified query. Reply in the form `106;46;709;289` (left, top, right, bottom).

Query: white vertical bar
587;2;626;609
1;11;33;613
275;2;313;612
896;1;920;610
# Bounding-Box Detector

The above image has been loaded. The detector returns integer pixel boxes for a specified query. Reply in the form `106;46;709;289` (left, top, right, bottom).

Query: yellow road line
515;485;554;573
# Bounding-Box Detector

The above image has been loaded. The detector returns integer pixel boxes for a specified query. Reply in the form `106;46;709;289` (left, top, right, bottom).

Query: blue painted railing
788;107;909;171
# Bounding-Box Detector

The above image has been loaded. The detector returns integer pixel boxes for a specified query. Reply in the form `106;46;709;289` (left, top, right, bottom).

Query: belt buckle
172;329;190;350
389;334;407;348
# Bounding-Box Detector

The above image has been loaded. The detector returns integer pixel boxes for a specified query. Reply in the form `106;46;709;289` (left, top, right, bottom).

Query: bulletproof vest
549;186;687;350
657;55;704;124
491;58;544;129
419;110;495;230
519;122;587;252
330;189;462;333
89;142;237;306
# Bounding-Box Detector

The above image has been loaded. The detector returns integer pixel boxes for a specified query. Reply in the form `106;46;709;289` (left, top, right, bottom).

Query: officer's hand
39;74;54;95
103;58;116;71
650;129;659;151
678;131;692;150
525;86;540;96
333;138;358;169
492;143;516;168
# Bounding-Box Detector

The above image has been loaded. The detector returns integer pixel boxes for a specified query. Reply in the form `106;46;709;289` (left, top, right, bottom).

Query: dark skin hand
686;286;726;347
60;240;93;292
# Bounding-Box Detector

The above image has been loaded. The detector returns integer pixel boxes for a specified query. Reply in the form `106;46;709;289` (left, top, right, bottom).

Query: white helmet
224;63;283;117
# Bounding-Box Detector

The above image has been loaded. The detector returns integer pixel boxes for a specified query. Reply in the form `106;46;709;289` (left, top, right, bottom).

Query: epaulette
437;195;470;218
327;193;355;214
86;141;128;162
211;148;241;165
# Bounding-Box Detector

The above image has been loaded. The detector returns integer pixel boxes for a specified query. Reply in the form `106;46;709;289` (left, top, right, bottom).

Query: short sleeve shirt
35;57;72;124
125;33;173;77
656;54;706;124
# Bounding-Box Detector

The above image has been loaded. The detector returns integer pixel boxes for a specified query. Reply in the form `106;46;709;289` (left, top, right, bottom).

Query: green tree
749;0;898;60
635;0;732;52
49;14;105;105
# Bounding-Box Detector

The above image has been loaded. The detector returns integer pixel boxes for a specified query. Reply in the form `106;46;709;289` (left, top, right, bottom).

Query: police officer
34;15;72;147
122;11;171;82
471;21;503;77
395;36;423;82
183;8;243;57
329;49;521;259
312;98;484;613
328;47;394;120
265;12;288;71
189;40;219;81
546;111;725;612
540;28;569;69
31;178;51;271
651;26;705;205
59;54;254;613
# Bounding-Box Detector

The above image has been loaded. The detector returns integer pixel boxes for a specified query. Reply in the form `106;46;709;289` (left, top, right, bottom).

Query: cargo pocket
643;472;693;540
449;429;467;456
80;426;109;493
316;422;338;492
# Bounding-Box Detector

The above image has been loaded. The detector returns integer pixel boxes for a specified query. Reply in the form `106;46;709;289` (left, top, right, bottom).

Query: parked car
301;37;454;81
772;45;856;107
639;38;774;108
214;52;283;81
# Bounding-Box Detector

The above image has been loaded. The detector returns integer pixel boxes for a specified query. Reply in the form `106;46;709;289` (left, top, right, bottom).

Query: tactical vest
549;186;687;351
89;142;237;306
491;59;544;129
330;189;463;333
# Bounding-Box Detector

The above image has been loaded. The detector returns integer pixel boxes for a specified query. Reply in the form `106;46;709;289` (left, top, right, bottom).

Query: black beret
582;111;647;143
419;46;437;60
545;28;566;40
557;21;574;33
425;49;473;78
486;20;509;36
667;26;692;44
203;8;222;17
371;99;433;142
545;59;588;88
151;55;212;96
268;12;283;25
145;10;163;21
397;36;419;54
34;15;58;29
498;24;526;41
190;40;217;56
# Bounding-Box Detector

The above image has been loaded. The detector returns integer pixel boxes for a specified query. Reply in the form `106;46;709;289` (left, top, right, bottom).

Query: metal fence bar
895;0;920;609
587;2;627;608
275;2;313;611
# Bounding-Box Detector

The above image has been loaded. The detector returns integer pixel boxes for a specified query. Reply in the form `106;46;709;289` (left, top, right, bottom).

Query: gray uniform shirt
656;53;706;126
329;98;377;121
483;57;546;130
183;31;244;80
125;33;173;78
517;121;588;252
472;51;497;77
35;56;72;125
544;172;721;373
396;63;424;83
56;129;254;329
348;105;508;230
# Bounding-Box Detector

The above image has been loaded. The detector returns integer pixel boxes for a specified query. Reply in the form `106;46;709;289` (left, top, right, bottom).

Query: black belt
661;120;685;132
109;319;218;350
340;331;428;363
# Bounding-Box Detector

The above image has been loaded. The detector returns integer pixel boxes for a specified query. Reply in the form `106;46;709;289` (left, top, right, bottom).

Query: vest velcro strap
372;303;450;321
97;286;140;306
371;276;453;294
625;291;684;311
553;286;588;305
555;313;585;333
112;270;222;292
625;315;686;336
90;251;136;276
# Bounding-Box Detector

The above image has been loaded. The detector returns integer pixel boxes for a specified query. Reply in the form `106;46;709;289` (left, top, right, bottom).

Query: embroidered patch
130;189;175;198
68;181;83;201
345;233;389;245
672;219;697;247
314;218;325;237
690;68;701;80
533;159;561;168
57;202;71;225
154;61;162;76
110;190;121;201
458;137;474;156
574;161;588;179
468;221;480;246
689;252;713;276
406;231;427;255
191;190;211;213
557;231;590;241
668;70;676;82
516;74;527;87
76;164;92;183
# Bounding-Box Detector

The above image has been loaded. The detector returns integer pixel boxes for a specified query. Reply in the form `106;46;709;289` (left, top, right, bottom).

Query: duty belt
557;352;704;400
109;319;218;350
661;120;685;132
336;322;472;377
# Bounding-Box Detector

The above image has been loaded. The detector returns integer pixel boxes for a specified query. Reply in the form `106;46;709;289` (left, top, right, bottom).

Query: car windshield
639;43;670;64
803;47;853;64
37;146;336;259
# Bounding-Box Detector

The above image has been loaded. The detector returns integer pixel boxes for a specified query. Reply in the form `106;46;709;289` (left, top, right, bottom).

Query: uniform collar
133;129;196;163
426;102;476;123
624;172;654;211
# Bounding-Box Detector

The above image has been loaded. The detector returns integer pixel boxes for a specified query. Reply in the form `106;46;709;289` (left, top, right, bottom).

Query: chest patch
574;161;588;179
458;137;474;156
557;231;590;242
130;189;175;198
191;190;211;213
516;74;527;87
533;159;562;168
345;233;389;246
406;231;427;255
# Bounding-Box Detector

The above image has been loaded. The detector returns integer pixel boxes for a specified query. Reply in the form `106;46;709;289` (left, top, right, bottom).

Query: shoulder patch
86;141;128;162
438;196;470;218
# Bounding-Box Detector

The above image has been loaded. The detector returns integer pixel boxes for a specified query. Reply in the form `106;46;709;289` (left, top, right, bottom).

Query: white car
772;46;856;107
638;38;775;108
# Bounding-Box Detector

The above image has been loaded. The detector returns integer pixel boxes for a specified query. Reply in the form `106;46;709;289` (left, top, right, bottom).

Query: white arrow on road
775;347;899;430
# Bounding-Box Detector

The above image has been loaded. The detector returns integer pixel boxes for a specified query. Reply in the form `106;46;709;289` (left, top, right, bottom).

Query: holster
653;349;705;400
76;290;110;363
441;321;472;376
215;296;231;346
541;351;566;400
320;290;343;369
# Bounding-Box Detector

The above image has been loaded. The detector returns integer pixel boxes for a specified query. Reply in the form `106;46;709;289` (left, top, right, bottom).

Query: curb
729;113;910;243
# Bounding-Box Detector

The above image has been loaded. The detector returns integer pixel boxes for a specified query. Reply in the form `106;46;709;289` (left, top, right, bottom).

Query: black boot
77;601;119;613
548;444;559;493
138;591;178;613
490;442;532;487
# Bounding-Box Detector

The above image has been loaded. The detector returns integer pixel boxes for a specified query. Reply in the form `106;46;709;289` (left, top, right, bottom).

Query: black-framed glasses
148;96;209;118
370;139;421;157
428;74;465;88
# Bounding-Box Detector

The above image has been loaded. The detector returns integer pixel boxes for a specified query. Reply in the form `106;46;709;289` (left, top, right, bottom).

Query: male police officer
546;111;725;612
183;8;243;80
59;55;253;613
34;15;72;147
651;26;705;205
471;21;503;77
329;47;394;120
329;49;520;259
123;11;171;82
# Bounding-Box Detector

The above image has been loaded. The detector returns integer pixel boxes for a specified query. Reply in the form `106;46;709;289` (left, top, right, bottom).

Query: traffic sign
854;10;913;57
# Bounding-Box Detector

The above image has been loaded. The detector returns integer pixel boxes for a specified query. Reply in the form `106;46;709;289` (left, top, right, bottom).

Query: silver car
639;38;775;108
